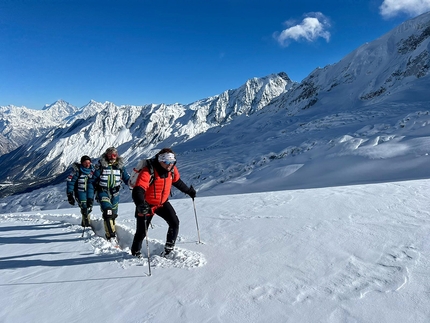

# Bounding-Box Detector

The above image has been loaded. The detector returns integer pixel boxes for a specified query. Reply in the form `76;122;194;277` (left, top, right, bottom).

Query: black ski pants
131;201;180;253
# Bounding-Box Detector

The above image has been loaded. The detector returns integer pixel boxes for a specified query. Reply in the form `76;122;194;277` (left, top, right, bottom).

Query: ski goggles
158;152;176;165
161;160;176;165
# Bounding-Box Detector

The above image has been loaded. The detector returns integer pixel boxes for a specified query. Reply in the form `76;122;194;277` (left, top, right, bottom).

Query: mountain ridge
1;12;430;205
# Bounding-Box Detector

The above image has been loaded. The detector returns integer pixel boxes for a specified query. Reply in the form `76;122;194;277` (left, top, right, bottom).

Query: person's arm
172;178;196;198
122;166;131;184
132;186;151;215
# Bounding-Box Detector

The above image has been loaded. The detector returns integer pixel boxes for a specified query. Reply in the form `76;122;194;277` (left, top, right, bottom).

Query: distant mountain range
1;11;430;205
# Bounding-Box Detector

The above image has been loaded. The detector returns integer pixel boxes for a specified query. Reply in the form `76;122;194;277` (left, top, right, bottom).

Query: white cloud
274;12;331;47
380;0;430;18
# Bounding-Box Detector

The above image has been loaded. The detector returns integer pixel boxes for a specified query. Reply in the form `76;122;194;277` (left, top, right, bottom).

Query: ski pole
144;217;152;276
192;198;201;244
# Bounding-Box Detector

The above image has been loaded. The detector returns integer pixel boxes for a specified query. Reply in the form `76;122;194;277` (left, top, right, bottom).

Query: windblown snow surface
1;179;430;322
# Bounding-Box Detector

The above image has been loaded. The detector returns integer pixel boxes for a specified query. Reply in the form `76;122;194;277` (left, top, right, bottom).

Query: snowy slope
1;179;430;322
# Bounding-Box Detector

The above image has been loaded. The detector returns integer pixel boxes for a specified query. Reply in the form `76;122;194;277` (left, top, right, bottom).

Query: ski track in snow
1;212;207;270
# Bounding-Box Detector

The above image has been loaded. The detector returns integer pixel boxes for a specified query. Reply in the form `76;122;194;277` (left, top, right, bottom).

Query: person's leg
110;194;119;216
99;192;117;240
80;205;90;227
131;211;153;255
155;202;180;255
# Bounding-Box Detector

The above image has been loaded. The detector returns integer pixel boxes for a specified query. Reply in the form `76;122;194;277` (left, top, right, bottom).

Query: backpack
128;158;155;189
128;157;175;189
71;163;81;199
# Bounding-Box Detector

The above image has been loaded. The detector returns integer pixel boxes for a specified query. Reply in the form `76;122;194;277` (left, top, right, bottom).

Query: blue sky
1;0;429;110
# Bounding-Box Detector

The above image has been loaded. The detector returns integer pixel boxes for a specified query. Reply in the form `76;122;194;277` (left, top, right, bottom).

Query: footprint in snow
295;244;418;302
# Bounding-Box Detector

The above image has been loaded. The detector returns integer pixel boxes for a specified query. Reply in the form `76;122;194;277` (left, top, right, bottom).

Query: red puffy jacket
135;165;180;207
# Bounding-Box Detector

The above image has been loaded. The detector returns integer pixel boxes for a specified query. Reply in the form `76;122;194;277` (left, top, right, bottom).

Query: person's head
80;155;92;168
156;148;176;170
105;147;118;163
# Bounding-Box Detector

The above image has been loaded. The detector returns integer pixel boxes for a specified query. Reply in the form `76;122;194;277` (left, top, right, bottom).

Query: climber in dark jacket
92;147;130;242
66;155;95;227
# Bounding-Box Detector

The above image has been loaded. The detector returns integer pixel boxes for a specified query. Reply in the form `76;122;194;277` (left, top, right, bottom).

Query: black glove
67;193;75;206
137;202;151;216
188;185;196;199
87;199;93;208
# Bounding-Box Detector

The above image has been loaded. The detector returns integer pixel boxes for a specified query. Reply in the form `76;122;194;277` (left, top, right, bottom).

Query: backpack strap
146;158;156;185
144;158;156;198
145;158;176;198
146;157;173;183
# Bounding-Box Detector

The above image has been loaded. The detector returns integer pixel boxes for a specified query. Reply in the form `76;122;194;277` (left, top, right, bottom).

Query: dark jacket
92;154;130;193
66;162;95;202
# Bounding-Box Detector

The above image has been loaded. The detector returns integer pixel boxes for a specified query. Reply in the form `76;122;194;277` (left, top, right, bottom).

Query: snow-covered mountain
1;12;430;208
0;100;75;155
0;72;292;195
